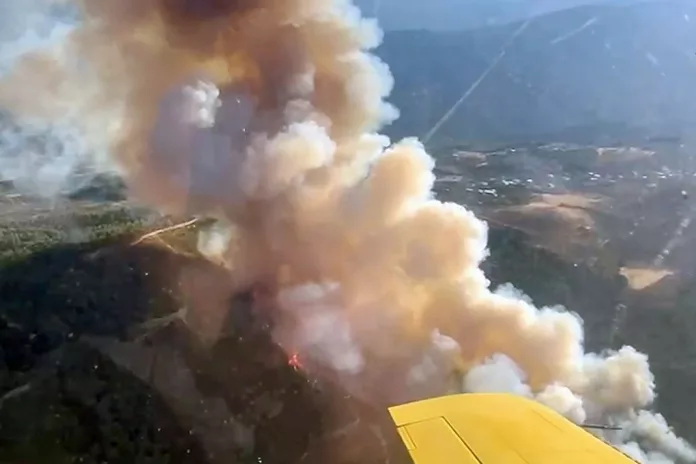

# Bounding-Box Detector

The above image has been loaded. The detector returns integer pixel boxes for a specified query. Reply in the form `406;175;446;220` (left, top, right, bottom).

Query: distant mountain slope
354;0;619;31
376;1;696;144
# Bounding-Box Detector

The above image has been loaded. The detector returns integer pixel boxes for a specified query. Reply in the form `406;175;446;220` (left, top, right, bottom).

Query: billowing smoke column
0;0;694;462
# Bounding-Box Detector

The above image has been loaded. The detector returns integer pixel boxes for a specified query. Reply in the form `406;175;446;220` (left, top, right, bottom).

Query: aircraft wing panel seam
441;416;485;464
532;408;566;432
397;426;417;451
397;419;440;429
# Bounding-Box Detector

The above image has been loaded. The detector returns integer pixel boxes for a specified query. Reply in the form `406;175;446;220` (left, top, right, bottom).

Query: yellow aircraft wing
388;393;637;464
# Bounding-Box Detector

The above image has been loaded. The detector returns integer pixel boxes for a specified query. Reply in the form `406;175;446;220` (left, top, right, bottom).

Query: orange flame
288;352;302;370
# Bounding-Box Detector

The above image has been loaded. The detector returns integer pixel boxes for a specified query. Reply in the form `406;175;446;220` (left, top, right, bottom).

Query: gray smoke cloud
0;0;117;199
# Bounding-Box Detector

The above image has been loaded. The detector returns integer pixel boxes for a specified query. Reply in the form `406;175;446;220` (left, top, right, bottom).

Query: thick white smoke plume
0;0;693;462
0;0;119;198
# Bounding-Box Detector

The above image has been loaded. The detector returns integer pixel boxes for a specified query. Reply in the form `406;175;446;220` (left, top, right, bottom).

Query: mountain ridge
356;0;641;31
376;0;696;145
